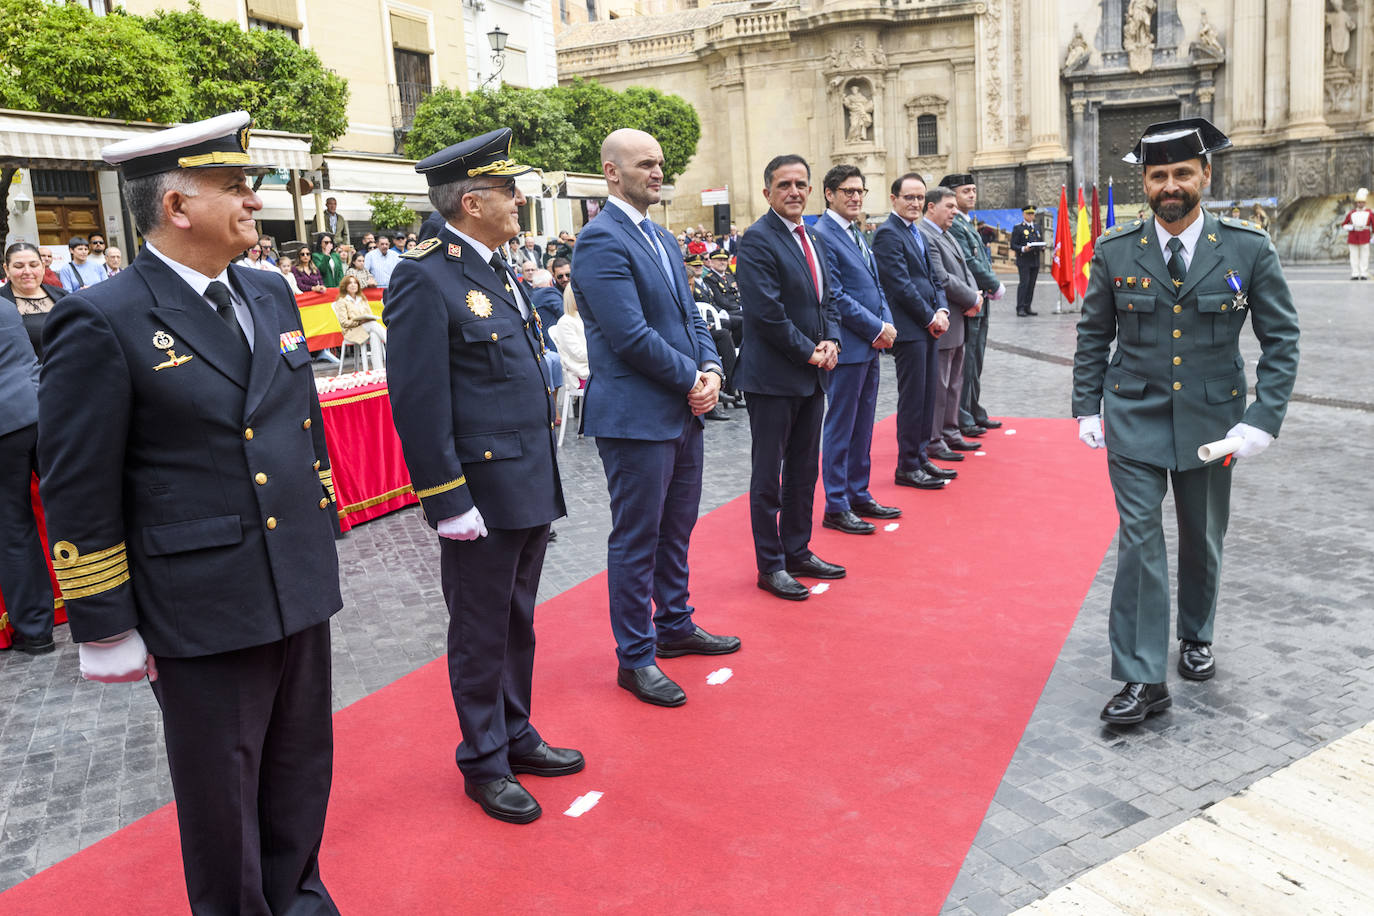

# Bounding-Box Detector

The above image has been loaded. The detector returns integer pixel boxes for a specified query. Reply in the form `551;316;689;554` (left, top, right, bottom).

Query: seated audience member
58;236;108;291
333;275;386;371
548;282;589;389
277;255;302;294
526;268;565;340
344;251;377;288
542;238;561;269
293;248;326;293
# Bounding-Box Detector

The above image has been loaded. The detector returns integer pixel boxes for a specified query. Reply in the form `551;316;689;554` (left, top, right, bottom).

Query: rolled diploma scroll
1197;436;1245;462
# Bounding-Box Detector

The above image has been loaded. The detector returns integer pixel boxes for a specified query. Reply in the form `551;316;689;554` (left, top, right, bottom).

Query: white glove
1226;422;1273;459
990;283;1006;301
79;629;157;683
437;506;487;540
1078;415;1105;449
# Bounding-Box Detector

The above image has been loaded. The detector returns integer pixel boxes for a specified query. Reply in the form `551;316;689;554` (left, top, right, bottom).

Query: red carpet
1;417;1118;915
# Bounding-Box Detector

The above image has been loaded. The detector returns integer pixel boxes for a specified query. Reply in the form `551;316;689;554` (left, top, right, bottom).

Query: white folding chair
558;381;584;448
696;301;725;330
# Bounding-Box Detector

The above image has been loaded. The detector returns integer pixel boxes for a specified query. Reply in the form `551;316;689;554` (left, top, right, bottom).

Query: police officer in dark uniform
383;128;582;825
703;249;744;347
686;253;738;418
37;112;343;913
1010;205;1043;316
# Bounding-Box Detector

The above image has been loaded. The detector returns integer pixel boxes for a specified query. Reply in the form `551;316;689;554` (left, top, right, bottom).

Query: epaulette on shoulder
1098;219;1144;244
1218;216;1269;237
400;237;441;259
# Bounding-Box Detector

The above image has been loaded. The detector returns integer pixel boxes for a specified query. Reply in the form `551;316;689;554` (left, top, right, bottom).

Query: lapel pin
153;350;193;371
447;243;462;258
1113;277;1123;288
1125;276;1136;288
1207;233;1218;243
152;330;174;349
1139;236;1149;246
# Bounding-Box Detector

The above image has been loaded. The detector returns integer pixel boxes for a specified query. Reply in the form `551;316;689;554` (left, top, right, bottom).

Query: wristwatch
703;366;726;384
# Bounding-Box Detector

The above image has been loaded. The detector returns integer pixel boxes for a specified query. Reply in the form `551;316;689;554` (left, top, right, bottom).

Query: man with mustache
1072;118;1300;726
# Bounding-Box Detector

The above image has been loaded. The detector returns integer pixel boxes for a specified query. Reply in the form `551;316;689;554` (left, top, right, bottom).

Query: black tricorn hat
1122;117;1231;166
938;173;975;189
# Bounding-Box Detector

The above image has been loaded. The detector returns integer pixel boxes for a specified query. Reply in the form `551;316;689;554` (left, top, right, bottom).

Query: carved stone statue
844;84;874;144
1064;23;1091;71
1327;0;1355;64
1194;10;1224;59
1123;0;1157;74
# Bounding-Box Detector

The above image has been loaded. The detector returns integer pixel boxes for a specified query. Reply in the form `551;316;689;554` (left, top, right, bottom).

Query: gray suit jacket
919;219;979;350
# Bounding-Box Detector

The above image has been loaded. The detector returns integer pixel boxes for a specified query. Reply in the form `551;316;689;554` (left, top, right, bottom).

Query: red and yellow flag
1051;185;1076;303
1074;185;1093;299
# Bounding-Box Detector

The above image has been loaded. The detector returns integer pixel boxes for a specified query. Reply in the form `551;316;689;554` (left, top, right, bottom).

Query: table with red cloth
0;477;67;649
319;381;418;533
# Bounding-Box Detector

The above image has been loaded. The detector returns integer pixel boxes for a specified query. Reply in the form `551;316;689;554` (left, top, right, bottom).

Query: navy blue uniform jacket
733;210;842;396
384;227;565;529
37;253;342;658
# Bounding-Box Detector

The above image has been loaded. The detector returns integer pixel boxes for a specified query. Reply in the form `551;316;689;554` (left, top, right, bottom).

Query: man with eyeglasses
364;234;401;288
550;257;571;292
813;163;902;537
384;128;578;824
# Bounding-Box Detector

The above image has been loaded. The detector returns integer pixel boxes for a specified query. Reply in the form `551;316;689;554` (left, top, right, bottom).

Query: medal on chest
1224;269;1247;313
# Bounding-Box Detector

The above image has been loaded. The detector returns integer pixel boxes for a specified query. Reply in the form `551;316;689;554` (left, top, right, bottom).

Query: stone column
1228;0;1266;144
1286;0;1331;138
1026;0;1067;160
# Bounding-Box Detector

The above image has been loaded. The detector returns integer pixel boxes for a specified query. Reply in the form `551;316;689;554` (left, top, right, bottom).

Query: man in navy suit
571;128;740;708
39;112;342;912
734;155;845;602
385;129;582;824
812;164;902;536
871;173;956;490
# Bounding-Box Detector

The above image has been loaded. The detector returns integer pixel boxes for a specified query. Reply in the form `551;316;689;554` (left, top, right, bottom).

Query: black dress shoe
1100;682;1171;725
851;500;902;520
959;425;987;438
786;554;846;579
706;404;731;420
757;570;810;600
1177;641;1216;680
1025;309;1039;316
509;741;586;777
979;419;1003;429
927;446;965;462
547;528;558;542
617;664;687;706
920;460;958;480
822;510;876;535
465;775;541;824
948;438;981;451
8;633;55;655
656;625;741;657
894;468;947;489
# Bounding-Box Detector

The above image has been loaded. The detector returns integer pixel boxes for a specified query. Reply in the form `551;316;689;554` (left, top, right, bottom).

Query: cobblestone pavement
1;263;1369;911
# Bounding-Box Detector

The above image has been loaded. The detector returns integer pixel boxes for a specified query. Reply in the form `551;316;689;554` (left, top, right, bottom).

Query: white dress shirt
1154;212;1205;271
145;242;255;351
447;223;529;319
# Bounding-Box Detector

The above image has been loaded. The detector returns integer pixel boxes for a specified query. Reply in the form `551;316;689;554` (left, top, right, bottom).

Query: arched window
916;115;938;157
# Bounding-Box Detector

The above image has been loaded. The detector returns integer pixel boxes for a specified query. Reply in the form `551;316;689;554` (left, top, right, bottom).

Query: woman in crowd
549;282;589;389
0;243;55;654
293;246;326;293
344;251;376;288
336;243;356;273
236;244;274;270
332;275;386;371
277;254;302;294
58;236;108;291
1;242;67;359
312;233;344;288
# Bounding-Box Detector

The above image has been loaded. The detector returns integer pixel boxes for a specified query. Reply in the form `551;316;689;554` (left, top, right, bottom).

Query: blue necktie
909;221;930;267
641;219;675;280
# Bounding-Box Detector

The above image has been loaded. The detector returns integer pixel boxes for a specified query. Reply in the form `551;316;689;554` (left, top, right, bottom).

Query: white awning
0;108;312;171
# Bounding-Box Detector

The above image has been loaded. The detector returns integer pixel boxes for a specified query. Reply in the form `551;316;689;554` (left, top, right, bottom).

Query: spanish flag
1074;185;1093;299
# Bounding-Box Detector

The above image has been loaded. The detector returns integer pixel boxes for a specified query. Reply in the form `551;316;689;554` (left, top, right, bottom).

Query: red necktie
795;225;819;294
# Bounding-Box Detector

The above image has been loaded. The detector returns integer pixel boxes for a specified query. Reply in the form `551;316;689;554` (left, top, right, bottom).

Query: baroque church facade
557;0;1372;231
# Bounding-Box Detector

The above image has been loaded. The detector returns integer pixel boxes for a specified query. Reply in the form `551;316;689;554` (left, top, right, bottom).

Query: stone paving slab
1;264;1369;911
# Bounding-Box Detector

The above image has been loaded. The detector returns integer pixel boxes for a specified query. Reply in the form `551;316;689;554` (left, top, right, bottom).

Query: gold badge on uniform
151;329;194;370
1140;278;1152;290
1125;276;1136;288
466;290;494;318
152;330;174;349
448;243;462;258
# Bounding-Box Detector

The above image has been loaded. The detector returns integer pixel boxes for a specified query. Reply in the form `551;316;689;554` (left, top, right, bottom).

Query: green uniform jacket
1072;212;1300;471
948;212;998;292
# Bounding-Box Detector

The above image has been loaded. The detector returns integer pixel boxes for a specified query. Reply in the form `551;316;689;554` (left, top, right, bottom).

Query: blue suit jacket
530;286;564;351
733;210;842;397
571;202;719;441
871;212;947;342
813;212;891;365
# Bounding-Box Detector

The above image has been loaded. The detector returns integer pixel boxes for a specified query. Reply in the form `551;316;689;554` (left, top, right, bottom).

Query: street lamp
480;26;508;90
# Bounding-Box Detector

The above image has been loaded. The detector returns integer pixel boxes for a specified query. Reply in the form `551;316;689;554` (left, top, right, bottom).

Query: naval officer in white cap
37;111;344;913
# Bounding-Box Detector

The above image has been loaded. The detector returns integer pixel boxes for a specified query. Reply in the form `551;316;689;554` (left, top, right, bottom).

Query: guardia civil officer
37;112;343;912
1072;118;1300;725
384;129;582;824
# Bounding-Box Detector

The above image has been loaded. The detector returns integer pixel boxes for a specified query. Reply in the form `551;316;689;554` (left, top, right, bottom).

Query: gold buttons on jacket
319;498;329;509
1231;388;1239;397
266;517;278;530
1173;304;1182;313
1173;356;1182;365
1172;381;1182;390
1127;303;1134;311
491;333;499;341
1220;303;1228;311
1172;329;1182;339
255;472;268;485
483;450;493;460
302;418;312;429
244;427;254;440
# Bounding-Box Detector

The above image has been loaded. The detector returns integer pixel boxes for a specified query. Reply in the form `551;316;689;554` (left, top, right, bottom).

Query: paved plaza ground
0;262;1369;912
